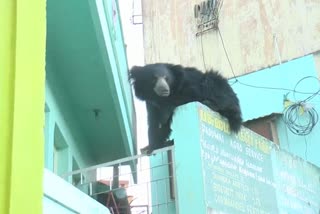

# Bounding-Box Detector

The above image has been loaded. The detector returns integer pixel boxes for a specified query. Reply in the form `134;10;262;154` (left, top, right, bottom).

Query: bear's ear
130;66;143;74
129;66;143;83
166;64;185;87
130;66;144;78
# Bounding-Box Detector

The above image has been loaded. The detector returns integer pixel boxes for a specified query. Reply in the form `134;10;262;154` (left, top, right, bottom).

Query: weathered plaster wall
142;0;320;77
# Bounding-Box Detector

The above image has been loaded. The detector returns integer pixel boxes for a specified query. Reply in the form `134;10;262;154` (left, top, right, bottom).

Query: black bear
129;63;242;154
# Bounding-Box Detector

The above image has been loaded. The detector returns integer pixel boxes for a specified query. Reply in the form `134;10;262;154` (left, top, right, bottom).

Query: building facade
142;0;320;77
44;0;136;212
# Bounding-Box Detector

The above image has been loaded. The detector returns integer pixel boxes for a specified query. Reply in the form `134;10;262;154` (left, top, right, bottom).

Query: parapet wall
171;102;320;214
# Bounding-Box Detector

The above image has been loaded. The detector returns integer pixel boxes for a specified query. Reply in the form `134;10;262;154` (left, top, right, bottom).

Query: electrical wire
199;0;223;71
303;136;308;160
282;76;320;136
216;26;320;135
282;101;319;135
293;76;320;102
218;28;237;79
200;17;207;71
217;27;320;96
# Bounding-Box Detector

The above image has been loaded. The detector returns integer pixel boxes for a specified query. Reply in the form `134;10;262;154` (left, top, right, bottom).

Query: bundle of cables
283;101;319;136
283;76;320;135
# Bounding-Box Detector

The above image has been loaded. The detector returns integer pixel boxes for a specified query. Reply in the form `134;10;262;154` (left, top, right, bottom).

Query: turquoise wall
45;0;135;180
105;0;133;119
150;103;207;214
45;75;92;173
101;0;134;126
171;104;207;214
105;0;136;154
150;152;176;214
90;0;135;155
230;55;320;167
43;169;110;214
169;102;320;213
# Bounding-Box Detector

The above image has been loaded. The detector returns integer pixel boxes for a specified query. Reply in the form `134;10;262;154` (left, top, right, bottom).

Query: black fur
129;63;242;153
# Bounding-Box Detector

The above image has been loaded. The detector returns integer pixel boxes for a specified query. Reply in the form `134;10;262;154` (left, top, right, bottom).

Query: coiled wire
283;101;318;135
283;76;320;135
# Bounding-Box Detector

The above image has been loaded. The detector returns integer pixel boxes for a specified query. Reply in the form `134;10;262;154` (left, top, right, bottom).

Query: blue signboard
198;105;320;214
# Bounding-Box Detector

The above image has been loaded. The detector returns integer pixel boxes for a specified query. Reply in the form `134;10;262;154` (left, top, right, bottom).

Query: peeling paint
142;0;320;77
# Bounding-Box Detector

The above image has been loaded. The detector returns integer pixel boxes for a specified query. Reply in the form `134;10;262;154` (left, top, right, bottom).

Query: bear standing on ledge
129;63;242;154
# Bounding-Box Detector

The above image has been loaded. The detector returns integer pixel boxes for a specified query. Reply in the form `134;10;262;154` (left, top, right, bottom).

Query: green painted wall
43;170;110;214
89;0;135;156
45;78;92;171
46;0;136;165
98;0;135;141
171;103;206;214
150;152;176;214
168;102;319;213
150;103;206;214
104;0;134;121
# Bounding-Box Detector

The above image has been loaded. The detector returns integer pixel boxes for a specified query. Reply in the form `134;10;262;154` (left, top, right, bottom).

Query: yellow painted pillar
0;0;46;213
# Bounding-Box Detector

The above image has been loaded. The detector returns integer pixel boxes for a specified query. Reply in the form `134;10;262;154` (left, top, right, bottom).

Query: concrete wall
142;0;320;77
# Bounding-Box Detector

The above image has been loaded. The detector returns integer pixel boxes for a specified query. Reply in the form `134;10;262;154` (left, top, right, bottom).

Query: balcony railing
63;146;176;214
